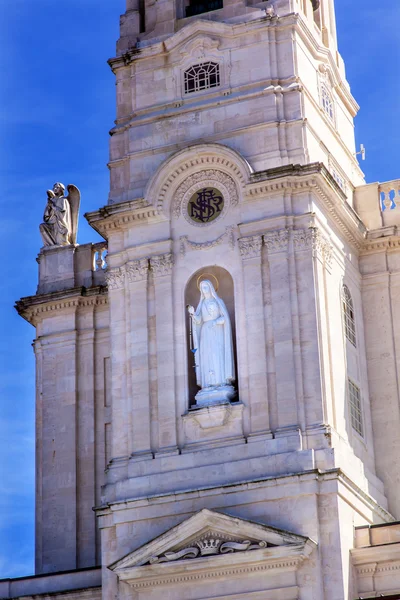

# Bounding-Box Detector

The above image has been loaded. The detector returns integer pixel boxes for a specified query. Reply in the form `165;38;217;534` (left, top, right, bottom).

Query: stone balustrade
37;241;108;295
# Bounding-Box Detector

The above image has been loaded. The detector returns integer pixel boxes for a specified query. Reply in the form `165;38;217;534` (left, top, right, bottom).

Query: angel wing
66;184;81;244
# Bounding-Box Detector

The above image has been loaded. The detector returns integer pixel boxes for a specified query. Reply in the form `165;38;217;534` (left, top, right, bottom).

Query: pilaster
150;253;178;455
105;267;129;471
126;259;152;460
263;228;297;430
39;329;78;572
238;235;270;437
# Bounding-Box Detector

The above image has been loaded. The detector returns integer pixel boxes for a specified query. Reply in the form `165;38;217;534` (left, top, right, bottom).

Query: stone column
105;267;129;475
264;228;298;431
126;259;152;459
238;235;270;437
150;253;178;455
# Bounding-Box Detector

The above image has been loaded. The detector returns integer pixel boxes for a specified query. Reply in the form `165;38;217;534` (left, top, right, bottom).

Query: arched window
321;83;334;122
342;285;356;347
184;62;220;94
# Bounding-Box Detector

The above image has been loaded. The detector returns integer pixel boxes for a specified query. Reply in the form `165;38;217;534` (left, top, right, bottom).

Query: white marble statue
188;279;235;405
39;182;80;247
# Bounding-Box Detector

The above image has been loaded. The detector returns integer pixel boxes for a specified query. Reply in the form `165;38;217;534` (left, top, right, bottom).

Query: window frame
342;284;357;347
347;378;364;438
320;82;335;123
183;61;221;95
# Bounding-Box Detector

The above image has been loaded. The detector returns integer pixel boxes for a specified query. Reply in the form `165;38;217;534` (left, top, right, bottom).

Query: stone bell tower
13;0;400;599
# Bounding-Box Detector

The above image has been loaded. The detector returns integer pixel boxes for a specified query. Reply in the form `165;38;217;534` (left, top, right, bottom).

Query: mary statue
188;279;236;406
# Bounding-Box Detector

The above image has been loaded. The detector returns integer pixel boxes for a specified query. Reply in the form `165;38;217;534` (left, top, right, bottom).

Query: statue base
195;385;236;407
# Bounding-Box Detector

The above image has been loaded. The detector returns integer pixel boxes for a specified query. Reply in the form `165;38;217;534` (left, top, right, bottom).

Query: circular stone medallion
187;187;224;225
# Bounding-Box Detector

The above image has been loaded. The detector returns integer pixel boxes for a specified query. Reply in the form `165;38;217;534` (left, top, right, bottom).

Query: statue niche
186;268;237;407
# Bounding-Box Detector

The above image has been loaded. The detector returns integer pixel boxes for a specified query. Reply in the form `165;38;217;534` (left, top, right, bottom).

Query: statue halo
197;273;219;292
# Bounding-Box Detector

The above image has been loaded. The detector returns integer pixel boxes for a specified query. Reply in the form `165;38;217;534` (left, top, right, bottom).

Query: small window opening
342;285;356;347
184;62;220;94
348;379;364;437
185;0;223;17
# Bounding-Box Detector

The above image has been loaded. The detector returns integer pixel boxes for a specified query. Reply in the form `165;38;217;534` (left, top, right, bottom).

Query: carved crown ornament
147;533;270;564
109;509;316;590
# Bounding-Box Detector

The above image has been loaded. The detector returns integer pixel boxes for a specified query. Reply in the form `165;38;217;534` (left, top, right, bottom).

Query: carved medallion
187;187;224;224
173;169;238;226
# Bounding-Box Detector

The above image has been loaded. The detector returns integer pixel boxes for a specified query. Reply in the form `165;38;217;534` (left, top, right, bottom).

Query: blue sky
0;0;399;580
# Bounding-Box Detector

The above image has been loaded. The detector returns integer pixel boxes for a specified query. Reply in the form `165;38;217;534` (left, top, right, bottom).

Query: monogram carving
105;267;125;291
150;253;174;277
180;226;235;256
263;229;290;254
173;170;238;222
238;235;262;259
126;259;148;283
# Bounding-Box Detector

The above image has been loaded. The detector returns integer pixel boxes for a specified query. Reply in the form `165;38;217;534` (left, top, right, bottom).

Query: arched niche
185;266;238;407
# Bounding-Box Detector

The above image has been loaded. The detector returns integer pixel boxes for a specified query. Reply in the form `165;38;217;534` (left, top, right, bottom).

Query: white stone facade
9;0;400;599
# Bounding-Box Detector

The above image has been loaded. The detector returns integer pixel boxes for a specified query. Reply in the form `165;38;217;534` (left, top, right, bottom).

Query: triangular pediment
110;509;315;586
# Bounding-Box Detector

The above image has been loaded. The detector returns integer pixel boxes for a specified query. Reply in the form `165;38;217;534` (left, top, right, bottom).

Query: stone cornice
118;548;310;589
247;163;365;251
15;286;108;326
109;14;297;70
85;199;167;239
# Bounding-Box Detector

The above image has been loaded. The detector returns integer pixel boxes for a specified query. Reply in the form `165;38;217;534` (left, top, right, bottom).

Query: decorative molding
263;229;290;254
15;289;108;325
172;169;238;221
148;535;269;564
238;235;262;260
180;37;220;60
105;267;125;290
125;556;306;589
150;253;174;277
180;226;235;256
126;258;149;283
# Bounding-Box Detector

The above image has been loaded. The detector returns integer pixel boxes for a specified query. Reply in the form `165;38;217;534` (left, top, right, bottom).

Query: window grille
342;285;356;347
321;83;334;122
348;379;364;437
184;62;220;94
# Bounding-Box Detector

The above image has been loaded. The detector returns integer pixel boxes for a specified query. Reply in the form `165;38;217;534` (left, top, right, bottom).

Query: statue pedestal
195;385;236;407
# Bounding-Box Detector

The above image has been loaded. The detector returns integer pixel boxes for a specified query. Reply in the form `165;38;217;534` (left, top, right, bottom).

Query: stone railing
380;179;400;212
92;242;108;271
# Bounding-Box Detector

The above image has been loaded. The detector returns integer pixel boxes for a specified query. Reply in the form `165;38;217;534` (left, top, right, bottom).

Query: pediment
110;509;316;588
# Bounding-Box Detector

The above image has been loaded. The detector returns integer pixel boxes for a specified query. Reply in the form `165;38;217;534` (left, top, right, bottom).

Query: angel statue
187;278;236;406
39;182;80;247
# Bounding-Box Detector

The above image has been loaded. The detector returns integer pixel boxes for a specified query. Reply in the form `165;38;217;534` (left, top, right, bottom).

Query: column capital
263;228;289;254
105;266;125;290
238;235;262;260
150;253;174;277
126;258;149;283
293;227;332;267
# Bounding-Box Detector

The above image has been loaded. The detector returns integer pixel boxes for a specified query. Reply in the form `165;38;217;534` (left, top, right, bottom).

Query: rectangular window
348;379;364;437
